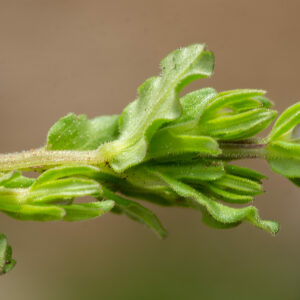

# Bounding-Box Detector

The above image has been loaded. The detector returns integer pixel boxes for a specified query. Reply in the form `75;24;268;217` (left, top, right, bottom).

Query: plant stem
0;148;106;172
0;142;268;172
218;142;267;160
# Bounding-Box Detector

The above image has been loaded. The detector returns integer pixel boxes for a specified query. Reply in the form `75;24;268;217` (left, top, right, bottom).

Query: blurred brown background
0;0;300;299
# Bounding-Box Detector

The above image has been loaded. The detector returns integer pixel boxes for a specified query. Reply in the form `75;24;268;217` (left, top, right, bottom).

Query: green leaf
101;186;167;238
108;168;180;207
252;95;274;109
172;88;218;124
33;165;100;185
3;173;35;188
150;161;224;182
100;44;214;172
267;140;300;178
0;166;116;222
62;200;114;221
147;130;220;159
202;184;254;204
268;102;300;141
3;204;65;221
28;166;102;204
191;166;264;204
0;186;66;221
196;108;277;141
34;164;122;187
0;165;112;221
121;161;223;207
200;89;266;121
0;234;16;275
124;165;171;193
155;171;278;234
199;207;241;229
29;178;101;204
118;185;181;207
160;90;275;141
0;171;34;188
0;187;25;209
225;164;266;183
47;113;119;150
212;174;263;196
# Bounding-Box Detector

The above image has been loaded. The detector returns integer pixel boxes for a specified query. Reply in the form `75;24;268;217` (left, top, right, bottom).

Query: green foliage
0;234;16;275
101;186;167;238
154;171;278;234
0;43;300;274
0;166;114;221
99;44;214;172
267;102;300;184
47;113;119;150
166;89;277;141
268;102;300;142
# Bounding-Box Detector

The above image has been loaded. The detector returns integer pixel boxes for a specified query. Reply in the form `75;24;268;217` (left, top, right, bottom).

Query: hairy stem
0;149;106;172
218;142;267;160
0;142;269;172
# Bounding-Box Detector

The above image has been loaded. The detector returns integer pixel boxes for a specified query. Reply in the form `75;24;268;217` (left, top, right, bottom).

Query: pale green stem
0;142;269;172
218;142;267;160
0;148;106;172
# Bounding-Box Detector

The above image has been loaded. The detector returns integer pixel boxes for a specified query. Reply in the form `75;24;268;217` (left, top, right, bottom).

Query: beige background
0;0;300;299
